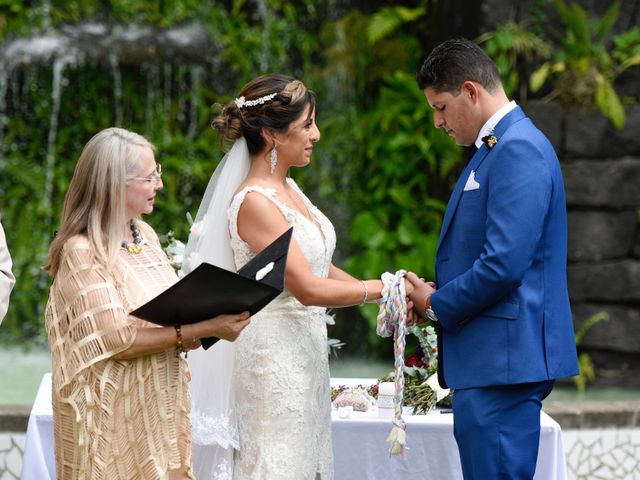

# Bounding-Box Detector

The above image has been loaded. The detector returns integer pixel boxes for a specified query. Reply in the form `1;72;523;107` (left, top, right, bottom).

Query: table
22;375;568;480
330;378;567;480
21;373;54;480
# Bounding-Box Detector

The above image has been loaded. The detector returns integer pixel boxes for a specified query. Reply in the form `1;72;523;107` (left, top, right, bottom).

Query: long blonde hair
44;127;155;277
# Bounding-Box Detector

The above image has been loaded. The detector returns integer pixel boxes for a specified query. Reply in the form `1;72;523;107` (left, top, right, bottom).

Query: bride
183;74;409;479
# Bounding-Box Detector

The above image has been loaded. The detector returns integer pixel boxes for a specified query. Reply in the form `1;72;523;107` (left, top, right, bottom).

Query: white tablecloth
21;375;567;480
21;373;55;480
330;378;567;480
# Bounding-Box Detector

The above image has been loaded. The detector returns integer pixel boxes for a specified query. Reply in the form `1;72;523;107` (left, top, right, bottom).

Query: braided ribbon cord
376;270;408;456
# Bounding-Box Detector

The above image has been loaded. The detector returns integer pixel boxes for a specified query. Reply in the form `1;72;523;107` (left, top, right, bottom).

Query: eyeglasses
128;164;162;185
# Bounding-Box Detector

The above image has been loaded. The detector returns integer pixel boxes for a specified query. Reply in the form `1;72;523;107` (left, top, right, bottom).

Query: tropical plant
343;71;460;348
529;0;640;128
0;0;322;345
476;22;551;99
367;4;428;44
0;1;465;361
573;311;609;394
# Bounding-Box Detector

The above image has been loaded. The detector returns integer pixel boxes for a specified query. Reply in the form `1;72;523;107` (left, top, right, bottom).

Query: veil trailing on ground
181;138;251;479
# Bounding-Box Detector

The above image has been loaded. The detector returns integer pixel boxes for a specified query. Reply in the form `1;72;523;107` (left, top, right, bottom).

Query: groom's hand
405;271;436;319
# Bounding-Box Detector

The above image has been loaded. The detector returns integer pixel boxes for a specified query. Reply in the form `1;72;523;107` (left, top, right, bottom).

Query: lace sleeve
46;237;135;393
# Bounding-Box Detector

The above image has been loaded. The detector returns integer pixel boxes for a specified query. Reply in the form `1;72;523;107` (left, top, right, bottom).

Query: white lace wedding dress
228;178;335;480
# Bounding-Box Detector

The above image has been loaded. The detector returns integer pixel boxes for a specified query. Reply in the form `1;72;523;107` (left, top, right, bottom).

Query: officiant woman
43;127;250;480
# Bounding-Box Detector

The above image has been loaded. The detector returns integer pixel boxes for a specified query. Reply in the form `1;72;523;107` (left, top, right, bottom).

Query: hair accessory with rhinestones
234;92;278;109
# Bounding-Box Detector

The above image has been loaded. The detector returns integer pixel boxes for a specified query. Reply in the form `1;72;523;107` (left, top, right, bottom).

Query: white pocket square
463;170;480;191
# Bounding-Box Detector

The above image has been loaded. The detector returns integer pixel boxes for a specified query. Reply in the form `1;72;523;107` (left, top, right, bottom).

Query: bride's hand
406;305;422;327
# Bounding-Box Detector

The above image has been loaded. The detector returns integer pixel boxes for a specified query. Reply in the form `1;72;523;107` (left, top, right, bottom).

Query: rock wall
527;103;640;387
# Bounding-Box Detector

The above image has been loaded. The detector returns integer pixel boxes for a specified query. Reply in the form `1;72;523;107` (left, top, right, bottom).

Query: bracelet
174;325;184;357
360;280;368;304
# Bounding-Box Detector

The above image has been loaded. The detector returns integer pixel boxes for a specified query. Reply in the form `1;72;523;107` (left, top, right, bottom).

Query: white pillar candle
378;382;395;397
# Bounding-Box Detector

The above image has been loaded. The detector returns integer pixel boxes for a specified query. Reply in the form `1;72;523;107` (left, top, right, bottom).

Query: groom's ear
461;81;480;104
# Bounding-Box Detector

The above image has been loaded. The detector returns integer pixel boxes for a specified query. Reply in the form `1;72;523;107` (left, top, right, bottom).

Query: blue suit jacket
430;106;579;390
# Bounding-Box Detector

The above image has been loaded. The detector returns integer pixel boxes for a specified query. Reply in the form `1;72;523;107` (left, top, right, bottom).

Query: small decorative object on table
332;387;375;413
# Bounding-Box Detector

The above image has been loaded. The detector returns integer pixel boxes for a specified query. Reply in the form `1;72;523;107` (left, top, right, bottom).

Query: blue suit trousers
452;381;554;480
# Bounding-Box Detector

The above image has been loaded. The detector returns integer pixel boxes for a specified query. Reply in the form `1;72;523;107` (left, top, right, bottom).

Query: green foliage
0;63;221;343
529;0;639;129
477;22;551;98
297;1;460;355
0;1;463;359
572;311;609;394
108;0;205;26
343;71;460;349
367;5;427;45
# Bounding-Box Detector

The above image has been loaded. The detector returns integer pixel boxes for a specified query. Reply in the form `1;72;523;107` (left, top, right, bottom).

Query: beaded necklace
122;220;143;254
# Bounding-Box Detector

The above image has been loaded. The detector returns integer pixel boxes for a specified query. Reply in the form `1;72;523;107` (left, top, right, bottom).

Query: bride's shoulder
233;180;277;201
230;181;279;214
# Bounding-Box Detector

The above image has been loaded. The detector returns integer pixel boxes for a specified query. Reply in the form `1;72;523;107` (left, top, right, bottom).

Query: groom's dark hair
416;38;501;95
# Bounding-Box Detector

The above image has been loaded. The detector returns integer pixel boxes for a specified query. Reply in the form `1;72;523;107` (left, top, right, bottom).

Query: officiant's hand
189;311;251;343
405;272;436;320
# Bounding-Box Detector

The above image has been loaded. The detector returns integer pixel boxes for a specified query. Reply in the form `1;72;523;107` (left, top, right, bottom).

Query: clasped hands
403;271;436;327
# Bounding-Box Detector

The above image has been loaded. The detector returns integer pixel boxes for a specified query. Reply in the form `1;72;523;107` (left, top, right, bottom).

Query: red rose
405;354;424;367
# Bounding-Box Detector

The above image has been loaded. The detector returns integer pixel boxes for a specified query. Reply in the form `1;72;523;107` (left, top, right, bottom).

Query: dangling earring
270;147;278;174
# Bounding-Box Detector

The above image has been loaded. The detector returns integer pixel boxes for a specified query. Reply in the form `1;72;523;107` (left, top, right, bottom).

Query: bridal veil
182;138;251;479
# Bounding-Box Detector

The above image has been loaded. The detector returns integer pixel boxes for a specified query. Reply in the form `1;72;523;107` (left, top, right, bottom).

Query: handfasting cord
376;270;408;456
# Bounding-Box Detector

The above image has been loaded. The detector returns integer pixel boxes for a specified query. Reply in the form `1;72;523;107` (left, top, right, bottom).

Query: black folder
131;227;292;349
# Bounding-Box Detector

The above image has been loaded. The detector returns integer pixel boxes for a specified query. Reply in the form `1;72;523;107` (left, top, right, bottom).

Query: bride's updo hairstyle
212;73;316;155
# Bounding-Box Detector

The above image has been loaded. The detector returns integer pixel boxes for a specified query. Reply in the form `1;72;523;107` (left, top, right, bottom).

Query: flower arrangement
324;311;345;357
379;322;451;414
330;322;451;415
162;230;186;273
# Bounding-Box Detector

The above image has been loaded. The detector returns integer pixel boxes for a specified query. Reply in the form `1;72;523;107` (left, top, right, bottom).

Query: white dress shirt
474;100;517;148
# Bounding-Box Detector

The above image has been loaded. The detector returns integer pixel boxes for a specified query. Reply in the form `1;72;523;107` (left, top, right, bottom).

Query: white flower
190;220;206;240
166;239;185;256
234;96;246;108
170;254;184;268
184;251;203;272
426;373;450;402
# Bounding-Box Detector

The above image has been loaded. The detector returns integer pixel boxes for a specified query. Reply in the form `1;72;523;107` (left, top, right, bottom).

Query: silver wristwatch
424;305;439;323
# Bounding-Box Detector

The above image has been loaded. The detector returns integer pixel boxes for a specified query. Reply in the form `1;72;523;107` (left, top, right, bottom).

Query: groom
406;38;579;479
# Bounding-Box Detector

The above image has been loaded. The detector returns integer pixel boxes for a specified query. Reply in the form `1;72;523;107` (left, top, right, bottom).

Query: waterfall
144;63;160;134
255;0;272;71
0;70;8;177
188;65;203;140
109;52;123;127
163;63;172;141
42;54;74;231
177;65;187;124
0;19;228;338
42;0;52;32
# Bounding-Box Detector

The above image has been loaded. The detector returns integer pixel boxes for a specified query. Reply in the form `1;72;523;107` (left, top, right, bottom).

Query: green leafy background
0;0;638;362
